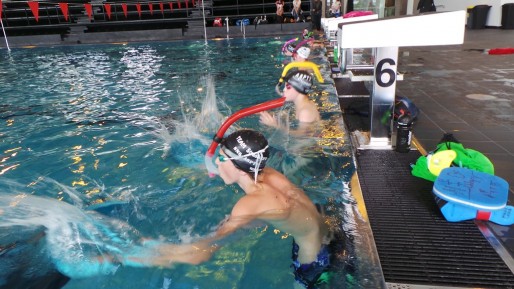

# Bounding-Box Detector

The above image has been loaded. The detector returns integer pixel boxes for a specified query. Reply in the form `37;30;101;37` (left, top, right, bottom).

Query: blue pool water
0;38;382;288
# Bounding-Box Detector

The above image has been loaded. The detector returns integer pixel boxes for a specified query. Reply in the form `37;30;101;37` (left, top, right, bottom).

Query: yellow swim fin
428;150;457;176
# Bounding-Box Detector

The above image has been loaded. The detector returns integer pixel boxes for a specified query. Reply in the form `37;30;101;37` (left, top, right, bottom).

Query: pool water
0;38;380;288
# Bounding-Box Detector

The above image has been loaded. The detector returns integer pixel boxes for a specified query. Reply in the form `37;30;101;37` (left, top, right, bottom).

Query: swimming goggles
217;154;230;162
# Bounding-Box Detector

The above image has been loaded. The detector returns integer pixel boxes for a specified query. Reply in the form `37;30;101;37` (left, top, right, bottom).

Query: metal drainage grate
356;149;514;288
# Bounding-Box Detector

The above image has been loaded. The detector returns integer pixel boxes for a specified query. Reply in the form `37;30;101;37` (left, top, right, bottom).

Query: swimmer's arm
120;233;228;267
122;198;260;268
166;200;261;264
135;212;255;267
260;107;319;136
259;111;279;128
259;111;295;134
151;239;220;266
260;116;310;137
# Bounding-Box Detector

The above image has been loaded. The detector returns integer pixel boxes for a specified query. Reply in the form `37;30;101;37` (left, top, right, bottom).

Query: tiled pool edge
318;41;388;289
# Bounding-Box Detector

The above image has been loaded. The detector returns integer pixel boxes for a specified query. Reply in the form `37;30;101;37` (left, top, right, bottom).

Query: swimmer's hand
259;111;278;127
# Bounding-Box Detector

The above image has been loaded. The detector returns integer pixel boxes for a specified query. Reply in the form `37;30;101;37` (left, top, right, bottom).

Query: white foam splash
195;75;228;134
137;74;227;159
0;194;141;278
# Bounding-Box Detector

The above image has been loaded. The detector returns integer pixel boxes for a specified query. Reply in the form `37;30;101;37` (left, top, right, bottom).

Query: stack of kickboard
433;167;512;225
411;133;512;225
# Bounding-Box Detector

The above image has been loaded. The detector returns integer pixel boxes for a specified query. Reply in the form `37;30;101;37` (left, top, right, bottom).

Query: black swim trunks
291;239;330;289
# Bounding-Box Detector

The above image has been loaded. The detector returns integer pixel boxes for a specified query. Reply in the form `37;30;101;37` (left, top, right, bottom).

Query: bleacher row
2;0;196;27
0;0;311;36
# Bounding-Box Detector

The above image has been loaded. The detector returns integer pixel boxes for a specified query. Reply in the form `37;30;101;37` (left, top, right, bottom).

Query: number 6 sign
371;47;398;146
337;11;466;149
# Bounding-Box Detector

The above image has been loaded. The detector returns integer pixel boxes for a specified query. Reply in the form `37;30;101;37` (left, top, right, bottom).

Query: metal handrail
0;0;311;36
1;1;307;23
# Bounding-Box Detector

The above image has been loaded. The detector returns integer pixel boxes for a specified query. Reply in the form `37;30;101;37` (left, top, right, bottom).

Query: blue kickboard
436;197;514;225
433;167;509;211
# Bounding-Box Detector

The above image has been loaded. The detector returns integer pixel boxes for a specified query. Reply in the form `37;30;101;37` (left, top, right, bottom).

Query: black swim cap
220;129;269;174
285;70;313;94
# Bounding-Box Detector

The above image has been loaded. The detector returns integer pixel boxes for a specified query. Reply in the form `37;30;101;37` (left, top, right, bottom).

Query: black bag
417;0;436;13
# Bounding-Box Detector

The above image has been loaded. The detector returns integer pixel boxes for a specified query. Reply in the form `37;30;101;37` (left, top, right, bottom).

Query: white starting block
337;11;466;149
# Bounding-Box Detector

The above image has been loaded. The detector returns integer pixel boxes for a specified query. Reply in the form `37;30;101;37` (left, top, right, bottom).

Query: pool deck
329;28;514;288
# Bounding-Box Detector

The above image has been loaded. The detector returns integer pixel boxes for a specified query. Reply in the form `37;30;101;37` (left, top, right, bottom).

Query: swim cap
285;70;313;94
220;129;269;175
296;46;311;59
286;44;296;53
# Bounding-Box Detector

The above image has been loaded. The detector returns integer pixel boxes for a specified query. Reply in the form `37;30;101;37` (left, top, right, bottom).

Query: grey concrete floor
396;28;514;187
394;27;514;258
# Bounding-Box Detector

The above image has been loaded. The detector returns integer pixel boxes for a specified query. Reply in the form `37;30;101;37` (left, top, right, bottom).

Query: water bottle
395;114;412;153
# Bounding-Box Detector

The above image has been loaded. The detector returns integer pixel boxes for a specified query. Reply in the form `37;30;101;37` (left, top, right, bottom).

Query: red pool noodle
487;48;514;55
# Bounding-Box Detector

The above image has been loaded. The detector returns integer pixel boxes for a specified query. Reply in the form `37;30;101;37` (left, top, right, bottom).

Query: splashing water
139;74;226;159
195;75;228;134
0;194;145;278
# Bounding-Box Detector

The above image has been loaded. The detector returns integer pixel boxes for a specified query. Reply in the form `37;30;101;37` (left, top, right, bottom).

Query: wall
435;0;514;27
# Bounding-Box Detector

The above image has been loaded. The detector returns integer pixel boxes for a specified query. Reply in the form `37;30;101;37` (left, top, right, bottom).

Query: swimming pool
0;38;383;288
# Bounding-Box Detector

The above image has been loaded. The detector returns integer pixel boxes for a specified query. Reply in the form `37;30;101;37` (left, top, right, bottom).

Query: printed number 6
375;58;396;87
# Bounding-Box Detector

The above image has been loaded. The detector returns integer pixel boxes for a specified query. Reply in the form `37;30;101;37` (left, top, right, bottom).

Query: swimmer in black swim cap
260;70;320;127
218;129;269;183
285;70;312;94
123;129;329;288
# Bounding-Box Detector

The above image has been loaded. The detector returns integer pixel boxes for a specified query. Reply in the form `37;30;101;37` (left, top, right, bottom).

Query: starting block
433;167;512;225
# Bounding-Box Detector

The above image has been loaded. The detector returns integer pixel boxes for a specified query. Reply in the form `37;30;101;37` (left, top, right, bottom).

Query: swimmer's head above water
283;44;296;56
294;46;311;60
285;70;313;95
219;129;269;182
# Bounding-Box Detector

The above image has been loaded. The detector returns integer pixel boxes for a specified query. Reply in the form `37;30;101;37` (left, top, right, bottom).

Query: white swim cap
296;47;311;59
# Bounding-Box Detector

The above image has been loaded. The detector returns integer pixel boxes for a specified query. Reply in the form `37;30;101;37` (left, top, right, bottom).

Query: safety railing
0;0;311;35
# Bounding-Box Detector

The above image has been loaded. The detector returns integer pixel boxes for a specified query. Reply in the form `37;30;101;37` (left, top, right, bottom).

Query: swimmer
284;43;296;57
259;70;320;132
293;46;311;63
125;130;331;288
302;28;313;39
292;47;322;76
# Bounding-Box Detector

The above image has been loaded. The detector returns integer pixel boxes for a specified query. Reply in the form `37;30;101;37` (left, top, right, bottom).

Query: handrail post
1;18;11;51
